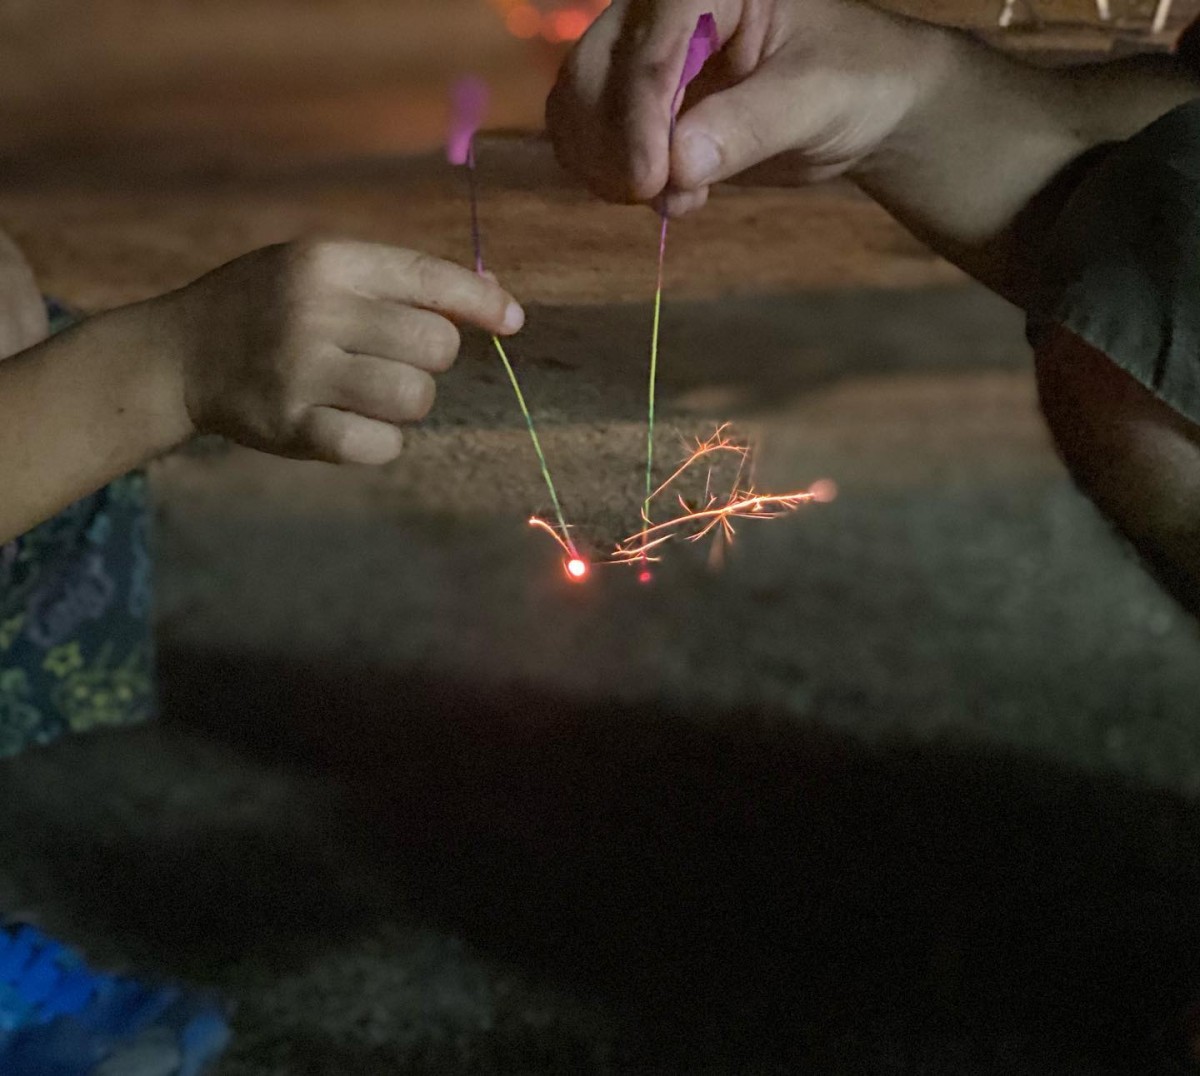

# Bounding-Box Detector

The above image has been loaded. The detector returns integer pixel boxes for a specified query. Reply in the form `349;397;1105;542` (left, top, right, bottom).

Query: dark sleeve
1028;98;1200;428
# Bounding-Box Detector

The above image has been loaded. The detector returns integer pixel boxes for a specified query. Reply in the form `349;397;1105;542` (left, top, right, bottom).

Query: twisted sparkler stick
449;77;584;576
448;45;831;584
641;14;720;565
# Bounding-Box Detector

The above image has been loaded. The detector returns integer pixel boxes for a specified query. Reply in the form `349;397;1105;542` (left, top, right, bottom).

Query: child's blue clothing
0;300;155;759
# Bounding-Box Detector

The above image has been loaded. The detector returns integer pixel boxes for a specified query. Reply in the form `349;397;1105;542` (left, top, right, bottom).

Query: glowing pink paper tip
810;479;839;504
673;13;719;114
447;75;490;166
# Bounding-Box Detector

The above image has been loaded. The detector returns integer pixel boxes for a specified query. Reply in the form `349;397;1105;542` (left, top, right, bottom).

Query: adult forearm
855;24;1200;308
0;298;193;543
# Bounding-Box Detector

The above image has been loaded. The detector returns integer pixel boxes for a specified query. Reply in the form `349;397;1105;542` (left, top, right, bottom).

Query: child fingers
325;354;439;426
340;300;462;373
297;407;406;465
345;246;524;335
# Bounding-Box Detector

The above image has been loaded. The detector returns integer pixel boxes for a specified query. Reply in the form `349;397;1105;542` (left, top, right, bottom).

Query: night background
4;0;1200;1072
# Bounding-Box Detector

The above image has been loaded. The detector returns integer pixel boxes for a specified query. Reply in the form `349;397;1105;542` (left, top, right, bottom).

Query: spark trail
617;425;836;565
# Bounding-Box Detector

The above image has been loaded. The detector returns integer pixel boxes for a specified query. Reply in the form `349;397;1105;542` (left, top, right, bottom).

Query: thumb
671;64;814;190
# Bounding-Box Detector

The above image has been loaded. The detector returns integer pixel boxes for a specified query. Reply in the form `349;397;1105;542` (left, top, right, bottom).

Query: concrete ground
4;1;1200;1073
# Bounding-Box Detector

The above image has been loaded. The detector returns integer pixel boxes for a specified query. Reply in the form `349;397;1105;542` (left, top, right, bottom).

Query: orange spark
612;425;825;564
526;426;833;576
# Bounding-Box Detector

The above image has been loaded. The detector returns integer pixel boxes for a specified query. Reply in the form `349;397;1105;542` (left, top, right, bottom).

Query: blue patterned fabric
0;300;156;759
0;924;230;1075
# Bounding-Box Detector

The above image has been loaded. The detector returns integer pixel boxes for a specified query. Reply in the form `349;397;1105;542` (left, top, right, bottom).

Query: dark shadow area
140;645;1200;1073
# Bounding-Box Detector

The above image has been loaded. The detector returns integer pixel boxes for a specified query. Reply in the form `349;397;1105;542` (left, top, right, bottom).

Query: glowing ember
566;557;589;580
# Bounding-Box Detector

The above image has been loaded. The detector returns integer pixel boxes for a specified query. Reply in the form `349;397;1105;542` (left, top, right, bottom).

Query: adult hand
546;0;944;214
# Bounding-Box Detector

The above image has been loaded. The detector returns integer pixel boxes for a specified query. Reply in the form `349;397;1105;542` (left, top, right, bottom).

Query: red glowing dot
566;558;589;581
810;479;839;504
638;570;653;585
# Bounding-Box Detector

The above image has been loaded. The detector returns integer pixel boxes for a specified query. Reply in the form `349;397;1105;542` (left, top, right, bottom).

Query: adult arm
546;0;1200;307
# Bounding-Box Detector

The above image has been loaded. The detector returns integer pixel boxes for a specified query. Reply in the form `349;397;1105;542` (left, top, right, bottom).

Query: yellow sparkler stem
644;210;668;533
491;334;575;554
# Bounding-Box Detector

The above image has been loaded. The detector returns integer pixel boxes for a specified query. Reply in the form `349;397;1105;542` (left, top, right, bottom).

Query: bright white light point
566;558;588;581
810;479;838;504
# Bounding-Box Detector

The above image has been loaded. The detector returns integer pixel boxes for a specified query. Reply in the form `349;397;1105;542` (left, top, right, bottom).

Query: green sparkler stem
491;334;574;553
644;211;669;530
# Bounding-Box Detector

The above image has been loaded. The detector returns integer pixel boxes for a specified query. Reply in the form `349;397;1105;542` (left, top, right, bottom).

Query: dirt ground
4;1;1200;1073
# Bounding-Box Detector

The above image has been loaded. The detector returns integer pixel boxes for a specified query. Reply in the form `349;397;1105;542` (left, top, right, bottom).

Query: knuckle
324;417;361;463
636;56;679;97
292;409;329;458
408;250;446;292
276;375;310;428
282;237;344;290
400;371;437;420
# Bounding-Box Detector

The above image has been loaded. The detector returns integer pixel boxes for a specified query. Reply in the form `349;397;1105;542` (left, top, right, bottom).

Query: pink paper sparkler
673;12;720;115
447;75;490;167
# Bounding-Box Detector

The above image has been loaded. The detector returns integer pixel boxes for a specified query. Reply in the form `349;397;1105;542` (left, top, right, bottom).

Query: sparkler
527;424;835;575
448;76;585;580
448;42;834;585
614;425;836;566
641;14;721;564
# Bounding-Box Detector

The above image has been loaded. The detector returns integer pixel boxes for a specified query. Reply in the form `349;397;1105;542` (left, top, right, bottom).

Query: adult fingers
670;62;812;191
619;0;741;199
656;186;711;218
548;0;744;203
546;2;638;202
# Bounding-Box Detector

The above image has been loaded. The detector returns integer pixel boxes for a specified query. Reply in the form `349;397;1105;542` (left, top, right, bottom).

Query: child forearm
0;238;525;545
0;298;193;543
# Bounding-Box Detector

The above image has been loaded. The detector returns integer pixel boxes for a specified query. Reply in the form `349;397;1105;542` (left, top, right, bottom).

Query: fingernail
503;302;525;333
679;131;720;184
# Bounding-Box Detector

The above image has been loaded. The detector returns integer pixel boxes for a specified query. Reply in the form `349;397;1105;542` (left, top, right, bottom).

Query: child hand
158;239;524;464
